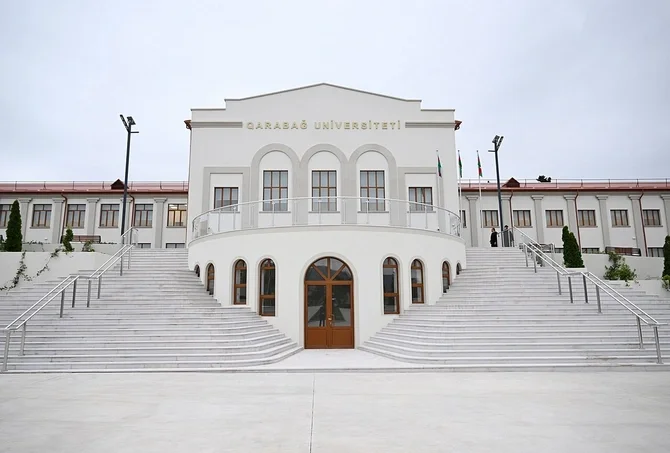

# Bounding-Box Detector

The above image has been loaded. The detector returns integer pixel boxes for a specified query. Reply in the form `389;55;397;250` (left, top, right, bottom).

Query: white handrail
190;195;463;240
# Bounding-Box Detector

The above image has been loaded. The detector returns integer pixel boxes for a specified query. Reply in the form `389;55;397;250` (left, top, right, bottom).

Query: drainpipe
128;193;136;232
574;192;581;247
60;193;68;243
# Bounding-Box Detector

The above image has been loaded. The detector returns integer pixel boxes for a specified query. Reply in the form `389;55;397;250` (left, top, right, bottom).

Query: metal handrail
120;227;139;245
191;195;463;240
1;229;138;372
514;227;664;363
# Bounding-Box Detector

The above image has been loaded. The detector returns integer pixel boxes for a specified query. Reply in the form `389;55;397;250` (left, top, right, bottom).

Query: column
85;198;99;235
51;198;65;244
629;193;646;256
595;195;610;249
563;194;578;236
661;195;670;237
465;195;479;247
501;193;512;229
153;198;167;249
531;195;545;244
17;198;32;237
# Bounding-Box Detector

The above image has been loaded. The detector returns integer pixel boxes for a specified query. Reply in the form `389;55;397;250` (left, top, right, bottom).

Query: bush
562;226;584;268
4;200;22;252
662;275;670;292
663;235;670;278
62;228;74;252
82;241;95;252
604;251;637;282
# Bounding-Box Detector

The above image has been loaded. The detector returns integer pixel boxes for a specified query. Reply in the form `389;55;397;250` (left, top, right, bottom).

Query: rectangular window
65;204;86;229
545;210;564;227
643;209;662;226
311;170;337;212
610;209;629;227
99;204;119;228
133;204;153;227
648;247;664;257
482;210;499;228
214;187;239;211
32;204;52;228
0;204;11;228
408;187;433;212
513;210;532;227
165;243;185;248
578;209;597;227
360;170;385;211
137;243;152;249
263;170;289;212
460;210;467;228
581;247;600;254
167;204;187;227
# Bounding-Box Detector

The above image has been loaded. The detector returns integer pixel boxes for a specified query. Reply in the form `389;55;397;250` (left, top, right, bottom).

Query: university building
1;83;669;351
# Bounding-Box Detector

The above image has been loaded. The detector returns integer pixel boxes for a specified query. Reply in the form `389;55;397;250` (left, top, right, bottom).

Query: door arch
442;261;451;293
304;257;354;349
206;263;215;296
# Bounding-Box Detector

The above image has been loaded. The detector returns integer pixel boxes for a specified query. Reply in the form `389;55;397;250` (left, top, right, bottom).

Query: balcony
191;196;462;241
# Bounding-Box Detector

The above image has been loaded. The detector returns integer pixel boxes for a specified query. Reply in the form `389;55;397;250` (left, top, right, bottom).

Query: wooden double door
304;257;354;349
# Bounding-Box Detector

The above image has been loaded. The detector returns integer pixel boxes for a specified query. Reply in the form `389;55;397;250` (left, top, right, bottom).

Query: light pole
489;135;504;238
119;115;138;244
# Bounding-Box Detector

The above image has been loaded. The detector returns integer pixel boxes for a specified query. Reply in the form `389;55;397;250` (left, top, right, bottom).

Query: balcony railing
191;196;462;240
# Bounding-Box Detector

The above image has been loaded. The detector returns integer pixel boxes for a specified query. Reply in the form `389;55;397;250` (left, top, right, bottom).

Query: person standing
502;225;514;247
490;227;499;247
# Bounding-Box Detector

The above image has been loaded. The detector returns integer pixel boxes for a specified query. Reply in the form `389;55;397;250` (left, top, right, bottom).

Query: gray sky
1;0;668;183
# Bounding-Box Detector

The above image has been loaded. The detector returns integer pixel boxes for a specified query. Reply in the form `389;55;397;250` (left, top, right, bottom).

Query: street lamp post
489;135;504;239
119;115;138;244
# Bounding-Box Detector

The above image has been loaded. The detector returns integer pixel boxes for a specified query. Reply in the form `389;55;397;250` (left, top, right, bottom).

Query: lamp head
127;116;136;126
493;135;500;144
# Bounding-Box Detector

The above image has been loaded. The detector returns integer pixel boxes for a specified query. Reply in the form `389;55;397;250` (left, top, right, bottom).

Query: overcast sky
1;0;668;183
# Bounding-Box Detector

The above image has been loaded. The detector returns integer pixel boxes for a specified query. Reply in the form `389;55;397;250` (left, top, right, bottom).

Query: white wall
189;225;466;347
581;254;665;280
0;252;111;290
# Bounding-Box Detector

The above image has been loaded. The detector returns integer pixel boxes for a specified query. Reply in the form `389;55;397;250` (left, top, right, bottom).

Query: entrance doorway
304;257;354;349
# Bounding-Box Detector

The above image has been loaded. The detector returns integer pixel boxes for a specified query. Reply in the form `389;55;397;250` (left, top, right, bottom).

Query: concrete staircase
0;249;300;372
361;247;670;369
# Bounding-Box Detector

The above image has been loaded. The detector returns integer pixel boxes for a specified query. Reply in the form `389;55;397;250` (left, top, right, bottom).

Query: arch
456;262;462;275
304;256;354;349
382;257;400;314
206;263;215;296
349;144;399;200
232;259;247;305
250;144;302;201
194;264;200;277
410;259;424;304
259;258;276;316
442;261;451;293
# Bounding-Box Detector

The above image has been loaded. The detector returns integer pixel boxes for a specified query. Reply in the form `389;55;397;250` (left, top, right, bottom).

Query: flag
458;151;462;178
477;151;483;177
436;151;442;177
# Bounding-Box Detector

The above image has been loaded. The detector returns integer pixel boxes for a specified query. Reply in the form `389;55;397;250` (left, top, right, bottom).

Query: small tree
604;251;637;282
4;200;22;252
562;226;584;268
662;235;670;278
62;228;74;252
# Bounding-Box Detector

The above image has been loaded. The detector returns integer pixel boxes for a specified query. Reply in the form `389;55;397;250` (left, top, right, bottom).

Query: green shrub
604;252;637;282
662;275;670;292
62;228;74;252
4;200;22;252
562;226;584;268
82;241;95;252
662;235;670;278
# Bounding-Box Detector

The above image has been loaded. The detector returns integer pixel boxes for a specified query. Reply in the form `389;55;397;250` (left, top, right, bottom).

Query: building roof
1;179;669;196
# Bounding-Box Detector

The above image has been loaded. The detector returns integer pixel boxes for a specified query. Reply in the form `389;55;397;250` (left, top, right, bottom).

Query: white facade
460;181;670;256
185;83;465;349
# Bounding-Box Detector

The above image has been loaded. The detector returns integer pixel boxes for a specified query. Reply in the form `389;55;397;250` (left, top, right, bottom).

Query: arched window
233;260;247;305
259;259;276;316
410;259;424;304
383;258;399;314
194;265;200;277
206;264;215;296
442;261;451;293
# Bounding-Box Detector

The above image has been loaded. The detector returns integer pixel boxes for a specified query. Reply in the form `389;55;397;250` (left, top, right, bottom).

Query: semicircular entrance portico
304;257;354;349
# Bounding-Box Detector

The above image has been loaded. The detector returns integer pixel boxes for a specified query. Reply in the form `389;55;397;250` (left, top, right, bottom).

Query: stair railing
1;229;138;372
514;227;664;364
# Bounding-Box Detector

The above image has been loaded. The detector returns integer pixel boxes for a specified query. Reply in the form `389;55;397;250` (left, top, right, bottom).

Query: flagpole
457;150;462;233
477;150;483;248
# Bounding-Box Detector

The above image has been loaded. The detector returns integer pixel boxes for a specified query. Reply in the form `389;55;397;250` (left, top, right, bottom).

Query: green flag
458;151;462;178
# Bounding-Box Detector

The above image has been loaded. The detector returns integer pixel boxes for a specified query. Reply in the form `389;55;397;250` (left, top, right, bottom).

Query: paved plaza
1;369;669;452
